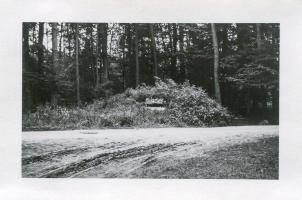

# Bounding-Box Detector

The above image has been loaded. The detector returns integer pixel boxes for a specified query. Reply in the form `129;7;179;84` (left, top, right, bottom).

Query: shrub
22;79;232;131
127;79;231;126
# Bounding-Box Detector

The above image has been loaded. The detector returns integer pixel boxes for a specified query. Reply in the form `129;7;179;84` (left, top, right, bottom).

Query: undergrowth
23;79;231;131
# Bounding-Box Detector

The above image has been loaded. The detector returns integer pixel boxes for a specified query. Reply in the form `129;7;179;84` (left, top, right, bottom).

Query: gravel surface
22;126;278;178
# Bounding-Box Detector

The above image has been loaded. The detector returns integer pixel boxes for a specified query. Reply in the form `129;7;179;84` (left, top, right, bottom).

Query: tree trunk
45;24;49;57
59;23;63;57
134;24;140;87
149;23;158;77
23;24;30;68
256;23;261;50
95;24;100;89
121;44;126;91
75;23;81;106
167;24;174;79
22;23;32;111
32;23;36;43
109;25;114;55
67;23;71;58
100;23;109;82
51;22;58;105
169;23;178;81
121;25;127;90
37;22;44;71
211;23;222;104
52;23;58;67
179;24;185;82
126;24;134;87
185;32;191;78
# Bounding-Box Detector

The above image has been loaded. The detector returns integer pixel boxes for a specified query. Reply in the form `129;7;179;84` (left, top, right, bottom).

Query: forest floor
22;126;278;179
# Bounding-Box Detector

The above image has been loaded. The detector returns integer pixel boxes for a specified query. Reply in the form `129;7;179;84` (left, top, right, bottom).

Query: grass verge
133;136;279;179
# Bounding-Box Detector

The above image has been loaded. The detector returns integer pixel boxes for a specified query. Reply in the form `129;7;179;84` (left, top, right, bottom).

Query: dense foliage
23;79;231;130
22;23;279;126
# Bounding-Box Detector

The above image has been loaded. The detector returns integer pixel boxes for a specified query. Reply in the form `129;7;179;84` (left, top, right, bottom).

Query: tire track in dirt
71;142;198;178
38;143;175;178
22;141;138;177
22;147;90;165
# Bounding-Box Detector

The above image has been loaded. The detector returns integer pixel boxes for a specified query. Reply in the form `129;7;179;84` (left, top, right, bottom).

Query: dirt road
22;126;278;178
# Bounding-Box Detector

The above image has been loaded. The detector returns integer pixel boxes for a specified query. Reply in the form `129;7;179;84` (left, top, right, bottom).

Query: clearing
22;126;278;179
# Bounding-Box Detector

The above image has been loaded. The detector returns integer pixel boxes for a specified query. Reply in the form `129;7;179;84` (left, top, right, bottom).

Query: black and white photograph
2;0;302;200
22;22;279;179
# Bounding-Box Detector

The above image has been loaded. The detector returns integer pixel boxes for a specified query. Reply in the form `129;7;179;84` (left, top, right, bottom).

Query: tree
95;24;100;89
37;22;44;70
59;23;64;56
168;24;178;81
45;24;49;57
256;23;262;50
67;23;72;58
211;23;222;104
149;23;158;77
172;24;178;79
100;23;109;82
22;23;31;111
125;24;134;87
51;22;58;105
75;23;81;106
179;24;185;82
134;24;140;87
119;24;127;90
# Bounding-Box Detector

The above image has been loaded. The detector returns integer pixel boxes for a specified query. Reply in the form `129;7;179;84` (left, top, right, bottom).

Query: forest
22;23;279;130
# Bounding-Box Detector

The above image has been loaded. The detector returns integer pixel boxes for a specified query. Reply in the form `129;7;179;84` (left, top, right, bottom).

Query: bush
127;79;231;127
23;79;232;131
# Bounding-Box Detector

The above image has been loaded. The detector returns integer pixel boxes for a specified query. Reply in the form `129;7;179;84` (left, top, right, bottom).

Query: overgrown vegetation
23;79;231;131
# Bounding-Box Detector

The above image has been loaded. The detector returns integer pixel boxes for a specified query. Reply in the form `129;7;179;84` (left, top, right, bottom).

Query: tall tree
100;23;109;82
37;22;44;70
185;27;191;79
211;23;222;104
67;23;72;58
167;24;174;79
170;24;178;81
125;24;134;87
45;24;49;57
75;23;81;106
179;24;185;82
59;23;64;56
32;23;36;43
95;24;100;89
51;22;58;104
149;23;158;77
256;23;262;50
120;24;127;90
134;24;140;87
22;23;30;69
22;23;31;111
